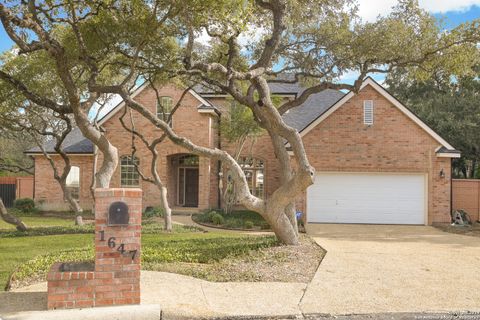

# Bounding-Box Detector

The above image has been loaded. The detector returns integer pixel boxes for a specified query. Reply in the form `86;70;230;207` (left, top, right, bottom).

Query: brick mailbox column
47;188;142;309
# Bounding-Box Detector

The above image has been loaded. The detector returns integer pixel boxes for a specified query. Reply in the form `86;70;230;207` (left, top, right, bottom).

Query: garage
307;173;426;225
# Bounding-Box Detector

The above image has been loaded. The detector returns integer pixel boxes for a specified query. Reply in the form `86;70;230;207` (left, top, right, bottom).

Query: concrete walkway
3;225;480;319
1;272;306;319
302;224;480;315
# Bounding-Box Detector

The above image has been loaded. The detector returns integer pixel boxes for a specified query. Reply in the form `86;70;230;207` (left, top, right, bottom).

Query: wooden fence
452;179;480;222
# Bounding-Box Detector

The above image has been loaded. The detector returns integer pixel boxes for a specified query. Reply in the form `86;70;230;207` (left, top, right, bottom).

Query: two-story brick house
27;77;460;225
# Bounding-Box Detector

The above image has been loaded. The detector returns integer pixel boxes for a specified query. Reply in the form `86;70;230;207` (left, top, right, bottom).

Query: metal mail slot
108;201;129;226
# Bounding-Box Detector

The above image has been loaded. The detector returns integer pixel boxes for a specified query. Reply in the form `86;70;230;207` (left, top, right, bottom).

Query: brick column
94;188;142;306
47;188;142;309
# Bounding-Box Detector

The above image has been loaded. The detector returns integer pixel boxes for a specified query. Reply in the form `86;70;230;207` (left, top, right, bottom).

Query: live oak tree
1;0;479;244
0;2;124;188
0;132;35;176
0;198;27;232
0;98;84;214
386;67;480;178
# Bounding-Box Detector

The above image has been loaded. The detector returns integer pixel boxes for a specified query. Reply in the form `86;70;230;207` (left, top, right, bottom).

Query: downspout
32;156;35;200
217;112;222;209
450;157;453;219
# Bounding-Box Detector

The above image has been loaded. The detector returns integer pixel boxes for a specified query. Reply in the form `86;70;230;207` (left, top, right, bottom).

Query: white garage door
307;173;426;224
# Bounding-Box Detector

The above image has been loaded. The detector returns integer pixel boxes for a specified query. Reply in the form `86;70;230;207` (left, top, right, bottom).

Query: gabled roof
27;77;459;157
294;77;459;156
25;127;94;155
97;82;218;126
282;89;345;132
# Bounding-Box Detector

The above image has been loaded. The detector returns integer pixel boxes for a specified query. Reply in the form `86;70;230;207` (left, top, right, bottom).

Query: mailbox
108;201;129;226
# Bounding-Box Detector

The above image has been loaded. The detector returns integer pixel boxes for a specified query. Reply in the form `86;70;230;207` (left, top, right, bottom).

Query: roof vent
364;100;374;125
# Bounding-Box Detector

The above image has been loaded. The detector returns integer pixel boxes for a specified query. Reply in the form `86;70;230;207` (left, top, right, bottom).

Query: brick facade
33;82;453;224
33;155;94;211
47;188;142;309
299;85;452;224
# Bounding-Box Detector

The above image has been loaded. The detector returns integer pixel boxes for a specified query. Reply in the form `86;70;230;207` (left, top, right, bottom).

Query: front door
184;168;199;207
178;168;198;207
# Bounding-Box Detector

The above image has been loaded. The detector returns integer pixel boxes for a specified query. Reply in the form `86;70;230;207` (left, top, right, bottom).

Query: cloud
357;0;480;22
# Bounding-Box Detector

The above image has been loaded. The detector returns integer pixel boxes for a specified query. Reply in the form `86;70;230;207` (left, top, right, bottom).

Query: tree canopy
386;67;480;178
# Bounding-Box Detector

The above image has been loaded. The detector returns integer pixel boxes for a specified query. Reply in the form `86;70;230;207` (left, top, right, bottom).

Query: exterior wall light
440;169;445;178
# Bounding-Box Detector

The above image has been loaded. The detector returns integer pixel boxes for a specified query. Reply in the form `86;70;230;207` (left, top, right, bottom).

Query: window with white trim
157;96;173;127
66;166;80;200
363;100;374;125
120;156;140;187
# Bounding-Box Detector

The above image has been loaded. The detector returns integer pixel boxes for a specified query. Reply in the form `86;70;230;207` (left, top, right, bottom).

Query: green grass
193;210;270;230
0;234;94;290
0;221;276;291
0;216;77;230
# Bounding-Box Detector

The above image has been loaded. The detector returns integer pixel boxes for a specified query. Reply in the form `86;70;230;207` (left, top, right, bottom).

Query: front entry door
184;168;199;207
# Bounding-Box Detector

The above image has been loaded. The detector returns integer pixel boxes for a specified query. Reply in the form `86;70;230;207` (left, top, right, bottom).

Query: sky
0;1;478;87
343;1;480;83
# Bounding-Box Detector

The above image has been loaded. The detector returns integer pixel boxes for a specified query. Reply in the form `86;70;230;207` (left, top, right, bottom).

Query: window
178;155;199;167
66;166;80;200
157;96;173;126
364;100;374;125
238;157;265;198
120;156;140;187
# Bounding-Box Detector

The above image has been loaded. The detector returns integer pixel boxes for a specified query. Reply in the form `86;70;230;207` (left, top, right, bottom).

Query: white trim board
296;77;456;151
97;82;150;126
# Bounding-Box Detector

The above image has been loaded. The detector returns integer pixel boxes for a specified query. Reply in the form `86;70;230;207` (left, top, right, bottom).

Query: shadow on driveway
0;291;47;315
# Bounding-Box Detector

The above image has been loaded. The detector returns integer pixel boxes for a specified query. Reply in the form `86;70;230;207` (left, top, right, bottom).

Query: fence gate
0;184;16;208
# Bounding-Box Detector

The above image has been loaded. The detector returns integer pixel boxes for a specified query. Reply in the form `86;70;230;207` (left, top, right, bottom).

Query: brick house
26;77;460;225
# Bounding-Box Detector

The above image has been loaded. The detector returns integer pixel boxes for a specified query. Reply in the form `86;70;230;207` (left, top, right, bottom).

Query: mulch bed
434;222;480;237
145;234;325;283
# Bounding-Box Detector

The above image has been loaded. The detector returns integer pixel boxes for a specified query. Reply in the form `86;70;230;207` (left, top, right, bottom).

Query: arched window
120;156;140;187
66;166;80;200
157;96;173;126
238;157;264;198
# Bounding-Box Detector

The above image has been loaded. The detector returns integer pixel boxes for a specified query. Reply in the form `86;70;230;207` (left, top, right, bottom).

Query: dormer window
157;96;173;126
364;100;374;125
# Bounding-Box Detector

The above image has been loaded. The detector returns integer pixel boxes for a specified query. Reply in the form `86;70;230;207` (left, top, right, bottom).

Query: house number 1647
99;230;137;260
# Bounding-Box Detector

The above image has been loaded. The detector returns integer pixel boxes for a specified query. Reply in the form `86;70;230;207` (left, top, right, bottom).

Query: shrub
244;220;254;229
260;221;270;230
210;213;225;225
224;218;243;229
143;206;164;219
13;198;35;213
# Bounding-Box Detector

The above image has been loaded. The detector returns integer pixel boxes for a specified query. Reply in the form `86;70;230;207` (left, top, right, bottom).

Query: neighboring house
26;77;460;225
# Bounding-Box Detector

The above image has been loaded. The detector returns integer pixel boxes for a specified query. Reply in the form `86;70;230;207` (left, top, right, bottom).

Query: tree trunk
74;112;118;188
60;182;83;213
159;185;172;232
285;203;298;236
264;207;299;245
75;215;84;226
0;199;28;231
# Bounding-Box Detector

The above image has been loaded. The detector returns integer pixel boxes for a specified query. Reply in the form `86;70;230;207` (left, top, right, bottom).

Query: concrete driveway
301;224;480;315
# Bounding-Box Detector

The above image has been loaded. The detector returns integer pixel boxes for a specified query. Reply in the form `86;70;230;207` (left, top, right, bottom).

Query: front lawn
5;231;278;290
2;215;324;291
193;210;270;230
0;216;79;229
